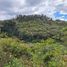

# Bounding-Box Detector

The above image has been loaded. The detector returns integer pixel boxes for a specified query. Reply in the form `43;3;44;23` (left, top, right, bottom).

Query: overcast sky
0;0;67;20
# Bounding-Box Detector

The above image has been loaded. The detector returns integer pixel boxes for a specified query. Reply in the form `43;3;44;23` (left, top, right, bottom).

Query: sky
0;0;67;21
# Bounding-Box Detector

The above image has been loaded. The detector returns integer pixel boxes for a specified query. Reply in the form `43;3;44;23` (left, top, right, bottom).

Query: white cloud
0;0;67;20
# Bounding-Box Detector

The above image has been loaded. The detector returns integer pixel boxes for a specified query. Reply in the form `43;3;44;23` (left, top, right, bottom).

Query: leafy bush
30;38;67;67
4;58;23;67
0;38;67;67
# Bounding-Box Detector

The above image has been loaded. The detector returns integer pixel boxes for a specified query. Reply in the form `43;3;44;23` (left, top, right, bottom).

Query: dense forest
0;15;67;67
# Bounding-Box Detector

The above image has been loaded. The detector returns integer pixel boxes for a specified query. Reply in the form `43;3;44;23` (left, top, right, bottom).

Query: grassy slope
0;15;67;67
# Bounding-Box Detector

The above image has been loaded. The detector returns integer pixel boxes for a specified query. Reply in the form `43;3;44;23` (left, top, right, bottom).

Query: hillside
0;15;67;67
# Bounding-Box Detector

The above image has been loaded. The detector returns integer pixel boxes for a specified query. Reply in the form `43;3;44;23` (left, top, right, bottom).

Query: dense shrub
4;58;23;67
0;15;67;67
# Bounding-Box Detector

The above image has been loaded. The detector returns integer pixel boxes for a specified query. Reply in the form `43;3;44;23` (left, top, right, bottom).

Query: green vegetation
0;15;67;67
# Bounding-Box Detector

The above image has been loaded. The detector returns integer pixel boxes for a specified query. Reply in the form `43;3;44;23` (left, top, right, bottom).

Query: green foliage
4;58;23;67
61;27;67;45
0;37;67;67
0;15;66;42
31;38;67;67
0;15;67;67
